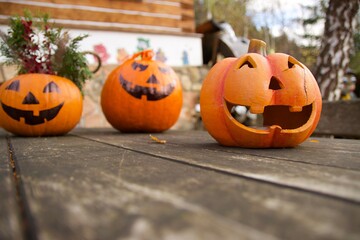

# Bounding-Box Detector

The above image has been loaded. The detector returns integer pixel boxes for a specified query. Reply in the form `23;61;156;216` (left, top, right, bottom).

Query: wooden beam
181;8;195;19
29;0;183;15
0;17;202;36
0;3;181;28
180;19;195;32
0;0;196;33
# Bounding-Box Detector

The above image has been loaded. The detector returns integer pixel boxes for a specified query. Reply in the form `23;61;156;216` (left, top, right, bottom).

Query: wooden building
0;0;202;66
0;0;204;129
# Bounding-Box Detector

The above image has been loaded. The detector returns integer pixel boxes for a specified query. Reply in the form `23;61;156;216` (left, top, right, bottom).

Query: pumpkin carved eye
287;56;303;69
5;80;20;91
240;61;254;69
288;61;295;69
132;62;148;71
43;81;60;93
238;57;256;69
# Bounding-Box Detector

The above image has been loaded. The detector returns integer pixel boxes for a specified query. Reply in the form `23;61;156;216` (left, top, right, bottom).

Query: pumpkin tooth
270;125;283;134
33;110;40;116
249;106;264;114
289;106;303;112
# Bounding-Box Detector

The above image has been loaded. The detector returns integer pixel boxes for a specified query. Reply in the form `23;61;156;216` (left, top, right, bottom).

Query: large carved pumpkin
0;74;82;136
200;39;322;148
101;49;183;132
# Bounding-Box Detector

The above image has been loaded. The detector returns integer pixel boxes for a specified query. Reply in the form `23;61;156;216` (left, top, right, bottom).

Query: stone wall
0;64;209;131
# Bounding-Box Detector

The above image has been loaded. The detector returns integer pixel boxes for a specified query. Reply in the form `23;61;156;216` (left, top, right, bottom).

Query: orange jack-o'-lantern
0;74;82;136
101;49;183;132
200;39;322;148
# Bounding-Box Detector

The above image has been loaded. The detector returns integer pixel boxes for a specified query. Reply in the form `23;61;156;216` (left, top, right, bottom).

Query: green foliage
349;52;360;74
349;31;360;75
0;10;92;93
55;35;92;92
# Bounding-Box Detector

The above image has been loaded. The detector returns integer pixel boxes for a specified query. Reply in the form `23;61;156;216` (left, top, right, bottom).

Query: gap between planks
6;137;38;240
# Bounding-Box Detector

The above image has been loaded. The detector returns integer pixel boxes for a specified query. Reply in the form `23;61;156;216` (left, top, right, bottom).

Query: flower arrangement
0;10;94;92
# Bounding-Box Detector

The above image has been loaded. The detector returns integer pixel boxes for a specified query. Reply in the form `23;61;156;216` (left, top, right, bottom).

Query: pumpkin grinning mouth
119;74;175;101
225;100;313;130
1;102;64;125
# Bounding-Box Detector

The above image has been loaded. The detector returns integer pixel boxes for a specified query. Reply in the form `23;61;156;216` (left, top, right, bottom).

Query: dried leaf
149;134;166;144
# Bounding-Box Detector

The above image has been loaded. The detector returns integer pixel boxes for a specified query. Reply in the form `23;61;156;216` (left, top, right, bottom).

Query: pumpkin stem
132;49;154;61
247;39;267;56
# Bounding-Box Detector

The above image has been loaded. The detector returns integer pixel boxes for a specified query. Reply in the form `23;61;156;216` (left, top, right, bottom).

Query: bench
314;99;360;138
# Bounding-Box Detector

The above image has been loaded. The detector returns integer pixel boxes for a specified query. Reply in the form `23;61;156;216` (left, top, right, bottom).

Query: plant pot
0;73;82;136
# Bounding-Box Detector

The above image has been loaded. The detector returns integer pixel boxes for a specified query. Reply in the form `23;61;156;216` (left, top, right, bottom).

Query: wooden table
1;128;360;240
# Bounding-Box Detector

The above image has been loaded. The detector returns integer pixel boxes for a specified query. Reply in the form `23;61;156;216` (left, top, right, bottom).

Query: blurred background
0;0;359;133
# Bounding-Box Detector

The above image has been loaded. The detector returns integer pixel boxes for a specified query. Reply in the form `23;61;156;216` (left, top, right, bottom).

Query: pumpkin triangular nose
22;92;39;104
269;76;283;90
146;74;159;84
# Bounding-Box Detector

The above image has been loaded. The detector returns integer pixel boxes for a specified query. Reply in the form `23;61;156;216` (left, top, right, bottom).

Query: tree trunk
315;0;359;100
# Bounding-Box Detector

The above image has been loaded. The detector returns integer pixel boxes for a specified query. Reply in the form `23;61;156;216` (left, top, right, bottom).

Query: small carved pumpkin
101;49;183;132
200;39;322;148
0;74;82;136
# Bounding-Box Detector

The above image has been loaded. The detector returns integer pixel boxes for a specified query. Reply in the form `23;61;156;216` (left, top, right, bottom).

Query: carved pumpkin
0;74;82;136
200;39;322;148
101;49;183;132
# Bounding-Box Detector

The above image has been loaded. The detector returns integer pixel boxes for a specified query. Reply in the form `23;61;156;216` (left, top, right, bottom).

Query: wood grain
30;0;182;15
0;0;196;33
0;3;180;28
3;128;360;240
73;129;360;203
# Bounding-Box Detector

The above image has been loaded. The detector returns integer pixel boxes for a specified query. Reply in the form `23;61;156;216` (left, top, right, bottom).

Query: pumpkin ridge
219;60;241;145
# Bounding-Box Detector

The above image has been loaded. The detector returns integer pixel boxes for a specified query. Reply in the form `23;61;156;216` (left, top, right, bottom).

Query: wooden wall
0;0;195;34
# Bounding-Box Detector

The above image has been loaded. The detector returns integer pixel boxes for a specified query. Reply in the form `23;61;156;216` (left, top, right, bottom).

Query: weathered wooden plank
215;137;360;170
0;130;22;240
8;134;360;240
8;135;273;240
72;128;360;203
